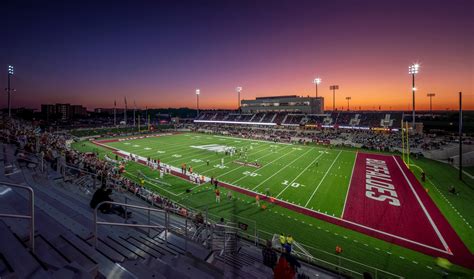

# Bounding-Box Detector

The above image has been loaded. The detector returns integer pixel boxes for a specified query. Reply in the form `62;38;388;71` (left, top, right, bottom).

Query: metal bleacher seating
0;143;336;278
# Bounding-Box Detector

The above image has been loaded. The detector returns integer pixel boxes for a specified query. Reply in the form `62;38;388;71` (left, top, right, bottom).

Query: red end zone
343;153;473;268
94;138;473;269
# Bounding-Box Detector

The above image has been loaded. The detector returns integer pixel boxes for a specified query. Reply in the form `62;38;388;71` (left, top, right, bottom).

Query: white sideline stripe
392;156;451;254
276;152;324;198
341;152;358;218
251;148;313;191
304;151;342;207
95;139;452;256
229;146;295;183
220;179;452;256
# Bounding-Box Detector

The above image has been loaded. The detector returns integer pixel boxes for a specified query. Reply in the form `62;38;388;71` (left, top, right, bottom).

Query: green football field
74;132;474;278
106;133;356;215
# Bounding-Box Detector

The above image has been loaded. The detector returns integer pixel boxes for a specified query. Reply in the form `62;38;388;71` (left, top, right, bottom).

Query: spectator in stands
279;233;287;252
285;234;294;254
274;251;300;279
194;212;204;229
90;184;108;209
262;240;277;270
90;185;131;218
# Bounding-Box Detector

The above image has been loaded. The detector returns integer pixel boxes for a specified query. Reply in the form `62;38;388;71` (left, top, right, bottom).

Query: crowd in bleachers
0;119;192;219
195;110;403;129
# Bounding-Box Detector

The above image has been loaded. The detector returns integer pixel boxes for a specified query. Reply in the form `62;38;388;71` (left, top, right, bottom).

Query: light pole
313;77;321;98
459;92;463;180
236;86;242;112
427;93;435;115
408;63;420;129
114;100;117;126
195;89;200;117
329;85;339;111
6;65;14;117
345;97;351;111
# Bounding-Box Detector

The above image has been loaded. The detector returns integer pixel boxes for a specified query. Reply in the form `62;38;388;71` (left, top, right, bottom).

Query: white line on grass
426;177;471;228
304;151;342;207
341;151;358;218
199;144;272;174
213;135;293;146
216;145;293;179
392;156;451;254
251;148;313;191
275;152;325;198
126;172;179;196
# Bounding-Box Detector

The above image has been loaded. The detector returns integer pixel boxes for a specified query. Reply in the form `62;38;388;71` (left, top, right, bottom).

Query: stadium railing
0;182;35;252
93;200;168;248
253;230;403;279
64;161;403;278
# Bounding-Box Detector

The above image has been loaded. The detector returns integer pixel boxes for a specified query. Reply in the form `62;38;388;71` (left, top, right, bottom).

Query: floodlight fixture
236;86;242;112
313;78;321;85
408;62;421;128
8;65;14;75
196;89;200;95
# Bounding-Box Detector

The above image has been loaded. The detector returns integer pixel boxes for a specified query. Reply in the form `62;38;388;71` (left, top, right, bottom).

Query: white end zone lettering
365;158;401;207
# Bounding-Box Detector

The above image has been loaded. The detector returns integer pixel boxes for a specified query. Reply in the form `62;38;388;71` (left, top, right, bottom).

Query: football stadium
1;1;473;278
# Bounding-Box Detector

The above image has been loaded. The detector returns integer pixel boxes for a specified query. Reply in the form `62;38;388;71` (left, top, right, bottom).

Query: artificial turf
72;132;474;278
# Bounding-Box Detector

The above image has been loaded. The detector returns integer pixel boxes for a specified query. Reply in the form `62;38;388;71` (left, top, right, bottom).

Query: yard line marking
304;151;342;207
251;148;313;191
275;152;324;198
392;156;451;254
213;145;291;178
226;145;295;182
125;172;179;196
199;144;271;174
341;151;357;218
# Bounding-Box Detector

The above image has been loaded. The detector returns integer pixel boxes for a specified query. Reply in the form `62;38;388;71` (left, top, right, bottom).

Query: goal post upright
406;121;410;168
401;119;405;164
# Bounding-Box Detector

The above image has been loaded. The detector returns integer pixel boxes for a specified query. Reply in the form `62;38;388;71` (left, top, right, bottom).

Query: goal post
401;120;410;168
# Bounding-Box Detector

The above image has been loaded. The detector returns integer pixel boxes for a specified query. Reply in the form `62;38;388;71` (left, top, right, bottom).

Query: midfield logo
190;144;230;153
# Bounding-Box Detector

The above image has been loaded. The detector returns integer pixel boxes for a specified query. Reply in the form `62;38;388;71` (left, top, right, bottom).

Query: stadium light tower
329;85;339;111
427;93;435;115
408;63;420;129
195;89;200;117
6;65;14;117
313;77;321;98
345;96;351;111
236;86;242;112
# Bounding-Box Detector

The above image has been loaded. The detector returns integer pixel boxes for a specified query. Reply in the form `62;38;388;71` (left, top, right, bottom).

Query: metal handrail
93;201;167;248
249;230;403;279
0;182;35;252
64;164;99;177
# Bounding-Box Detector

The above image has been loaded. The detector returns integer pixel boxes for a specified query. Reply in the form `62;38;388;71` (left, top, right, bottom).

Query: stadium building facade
241;95;324;114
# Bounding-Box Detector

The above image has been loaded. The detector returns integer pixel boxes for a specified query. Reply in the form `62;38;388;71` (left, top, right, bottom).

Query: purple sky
1;0;473;110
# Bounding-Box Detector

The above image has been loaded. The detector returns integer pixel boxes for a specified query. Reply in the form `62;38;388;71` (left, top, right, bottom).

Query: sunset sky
1;0;472;111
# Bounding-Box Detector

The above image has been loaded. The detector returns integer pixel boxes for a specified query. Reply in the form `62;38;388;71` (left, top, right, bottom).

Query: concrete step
49;235;99;278
0;221;49;278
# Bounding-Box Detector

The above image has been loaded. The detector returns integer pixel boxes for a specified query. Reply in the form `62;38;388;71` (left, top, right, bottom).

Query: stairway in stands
0;143;336;278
